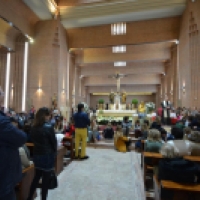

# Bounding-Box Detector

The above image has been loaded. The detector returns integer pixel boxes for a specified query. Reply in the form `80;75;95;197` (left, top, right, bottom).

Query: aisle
36;148;145;200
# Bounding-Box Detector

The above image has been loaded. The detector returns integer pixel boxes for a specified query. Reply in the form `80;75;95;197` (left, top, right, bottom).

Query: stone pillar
74;66;81;105
171;44;178;108
156;85;161;108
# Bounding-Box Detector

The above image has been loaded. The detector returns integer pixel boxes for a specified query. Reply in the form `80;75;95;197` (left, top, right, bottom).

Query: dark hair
144;119;149;127
171;127;183;140
124;116;129;122
78;104;84;112
33;107;50;127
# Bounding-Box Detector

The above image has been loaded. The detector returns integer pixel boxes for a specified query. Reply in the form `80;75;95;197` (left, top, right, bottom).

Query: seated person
175;120;185;130
160;131;200;157
144;129;164;165
65;121;75;137
114;125;131;152
143;119;150;128
171;126;184;140
135;123;149;150
103;122;114;139
150;116;162;130
19;145;33;169
134;120;141;138
183;127;192;140
122;116;132;136
54;117;64;133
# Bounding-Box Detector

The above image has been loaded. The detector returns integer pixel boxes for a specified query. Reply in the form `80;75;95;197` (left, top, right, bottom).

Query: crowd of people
1;81;200;200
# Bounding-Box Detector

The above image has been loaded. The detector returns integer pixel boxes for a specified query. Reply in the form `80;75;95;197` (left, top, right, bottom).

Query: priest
161;97;171;125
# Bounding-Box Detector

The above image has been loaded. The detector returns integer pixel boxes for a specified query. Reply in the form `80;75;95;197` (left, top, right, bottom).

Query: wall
179;0;200;107
90;94;156;109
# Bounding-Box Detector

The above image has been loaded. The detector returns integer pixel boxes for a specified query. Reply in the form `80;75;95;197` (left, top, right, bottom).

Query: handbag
48;171;58;189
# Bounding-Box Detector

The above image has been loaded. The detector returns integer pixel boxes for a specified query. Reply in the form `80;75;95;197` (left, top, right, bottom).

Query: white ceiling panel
23;0;52;20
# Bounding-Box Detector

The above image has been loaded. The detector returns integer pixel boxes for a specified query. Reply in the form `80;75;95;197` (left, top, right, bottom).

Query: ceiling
23;0;186;28
22;0;186;95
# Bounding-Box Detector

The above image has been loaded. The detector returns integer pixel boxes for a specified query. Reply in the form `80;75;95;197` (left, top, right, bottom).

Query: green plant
98;99;104;104
132;99;138;105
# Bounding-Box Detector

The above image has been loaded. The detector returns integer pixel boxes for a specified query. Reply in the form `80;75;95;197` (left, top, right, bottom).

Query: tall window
111;23;126;35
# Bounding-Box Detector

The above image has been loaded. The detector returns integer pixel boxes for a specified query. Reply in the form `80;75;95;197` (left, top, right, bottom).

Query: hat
188;131;200;143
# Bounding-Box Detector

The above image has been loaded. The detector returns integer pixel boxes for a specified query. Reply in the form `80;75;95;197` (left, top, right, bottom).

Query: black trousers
27;169;51;200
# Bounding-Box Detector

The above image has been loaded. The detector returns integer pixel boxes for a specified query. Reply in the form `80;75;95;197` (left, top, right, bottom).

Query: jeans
0;189;16;200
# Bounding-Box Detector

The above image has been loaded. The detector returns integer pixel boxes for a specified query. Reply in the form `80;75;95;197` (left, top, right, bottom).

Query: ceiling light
114;62;126;67
111;22;126;35
112;45;126;53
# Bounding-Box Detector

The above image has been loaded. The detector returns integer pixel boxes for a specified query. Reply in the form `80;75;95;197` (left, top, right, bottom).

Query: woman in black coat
27;107;57;200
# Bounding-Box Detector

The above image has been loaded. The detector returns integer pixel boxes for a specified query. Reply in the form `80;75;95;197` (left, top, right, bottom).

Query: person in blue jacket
0;88;27;200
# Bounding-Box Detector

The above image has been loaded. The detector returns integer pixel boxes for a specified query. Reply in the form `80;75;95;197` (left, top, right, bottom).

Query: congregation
1;0;200;200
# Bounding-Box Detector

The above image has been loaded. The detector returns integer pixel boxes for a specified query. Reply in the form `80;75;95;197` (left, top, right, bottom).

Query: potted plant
98;99;104;110
132;99;138;109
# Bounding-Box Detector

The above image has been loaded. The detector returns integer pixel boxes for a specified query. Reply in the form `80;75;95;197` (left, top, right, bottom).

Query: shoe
74;156;79;160
80;155;89;160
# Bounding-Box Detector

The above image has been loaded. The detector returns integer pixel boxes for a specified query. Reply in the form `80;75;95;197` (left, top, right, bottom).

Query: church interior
1;0;200;200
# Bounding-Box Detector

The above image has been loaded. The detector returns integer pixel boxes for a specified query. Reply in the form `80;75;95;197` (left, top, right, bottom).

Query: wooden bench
143;152;200;188
55;146;66;175
16;164;35;200
154;175;200;200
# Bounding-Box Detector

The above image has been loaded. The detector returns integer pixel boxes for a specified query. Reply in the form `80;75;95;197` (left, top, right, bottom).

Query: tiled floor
35;148;145;200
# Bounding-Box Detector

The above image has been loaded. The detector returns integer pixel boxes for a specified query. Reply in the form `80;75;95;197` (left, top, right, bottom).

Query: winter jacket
0;111;27;198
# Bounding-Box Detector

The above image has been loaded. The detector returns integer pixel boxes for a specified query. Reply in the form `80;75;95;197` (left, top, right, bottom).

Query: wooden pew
154;175;200;200
143;152;200;188
16;164;35;200
62;136;74;160
55;146;66;175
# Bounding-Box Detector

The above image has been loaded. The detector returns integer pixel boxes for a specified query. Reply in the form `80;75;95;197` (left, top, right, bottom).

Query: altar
96;109;137;117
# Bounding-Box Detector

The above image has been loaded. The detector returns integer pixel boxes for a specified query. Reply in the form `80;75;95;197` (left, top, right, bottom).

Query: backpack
158;158;200;183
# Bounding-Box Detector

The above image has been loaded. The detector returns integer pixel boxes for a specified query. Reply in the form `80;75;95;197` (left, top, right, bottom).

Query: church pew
55;146;66;175
16;164;35;200
143;152;200;188
153;175;200;200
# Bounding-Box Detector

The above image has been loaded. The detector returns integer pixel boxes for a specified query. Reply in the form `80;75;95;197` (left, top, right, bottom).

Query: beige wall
179;0;200;108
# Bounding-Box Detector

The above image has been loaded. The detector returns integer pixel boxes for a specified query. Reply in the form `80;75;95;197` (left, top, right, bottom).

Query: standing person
73;103;90;160
161;97;172;125
0;87;27;200
27;107;57;200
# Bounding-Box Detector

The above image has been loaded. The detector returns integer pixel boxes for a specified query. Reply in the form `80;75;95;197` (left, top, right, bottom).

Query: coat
0;111;27;198
114;131;128;152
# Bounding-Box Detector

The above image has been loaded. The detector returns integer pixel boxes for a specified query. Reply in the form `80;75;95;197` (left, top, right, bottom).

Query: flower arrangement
98;99;104;104
145;102;155;113
132;99;138;105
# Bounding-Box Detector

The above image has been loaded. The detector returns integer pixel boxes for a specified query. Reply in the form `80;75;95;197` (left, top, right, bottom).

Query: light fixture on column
38;86;42;91
22;42;29;111
4;53;11;109
182;85;186;93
